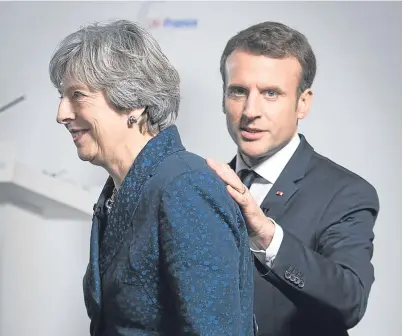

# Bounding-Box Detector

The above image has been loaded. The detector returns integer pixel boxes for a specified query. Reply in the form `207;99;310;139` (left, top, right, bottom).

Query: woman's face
56;79;131;166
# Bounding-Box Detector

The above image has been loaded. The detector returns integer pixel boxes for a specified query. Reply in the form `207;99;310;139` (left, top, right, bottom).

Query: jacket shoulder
309;150;379;206
149;150;228;194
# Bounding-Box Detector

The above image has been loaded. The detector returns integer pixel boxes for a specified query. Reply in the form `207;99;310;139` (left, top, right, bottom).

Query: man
207;21;379;336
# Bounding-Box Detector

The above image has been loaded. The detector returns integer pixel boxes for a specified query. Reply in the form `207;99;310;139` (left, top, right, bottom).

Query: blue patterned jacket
83;125;254;335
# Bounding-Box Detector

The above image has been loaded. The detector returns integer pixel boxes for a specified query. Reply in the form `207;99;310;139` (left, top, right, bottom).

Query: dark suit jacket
230;134;379;336
83;125;254;336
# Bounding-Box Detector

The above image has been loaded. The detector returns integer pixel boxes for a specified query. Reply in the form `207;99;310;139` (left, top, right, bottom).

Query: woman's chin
77;148;95;163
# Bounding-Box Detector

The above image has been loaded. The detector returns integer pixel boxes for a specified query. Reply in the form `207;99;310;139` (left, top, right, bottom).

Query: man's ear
296;88;313;120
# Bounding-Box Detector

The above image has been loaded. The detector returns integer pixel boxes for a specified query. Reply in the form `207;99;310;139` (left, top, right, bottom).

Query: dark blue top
83;125;254;335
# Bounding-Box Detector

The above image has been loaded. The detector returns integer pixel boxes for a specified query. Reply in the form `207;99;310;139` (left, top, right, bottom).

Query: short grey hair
220;21;316;96
49;19;180;134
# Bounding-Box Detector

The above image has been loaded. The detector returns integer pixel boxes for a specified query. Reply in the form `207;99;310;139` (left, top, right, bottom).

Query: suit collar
96;125;185;277
274;133;313;183
230;134;314;220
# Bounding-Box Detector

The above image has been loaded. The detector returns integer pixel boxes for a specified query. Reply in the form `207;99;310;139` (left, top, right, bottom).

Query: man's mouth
241;127;264;133
240;127;265;140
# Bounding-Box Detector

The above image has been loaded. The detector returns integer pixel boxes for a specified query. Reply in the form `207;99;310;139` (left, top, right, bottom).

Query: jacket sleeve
257;178;379;329
158;170;251;335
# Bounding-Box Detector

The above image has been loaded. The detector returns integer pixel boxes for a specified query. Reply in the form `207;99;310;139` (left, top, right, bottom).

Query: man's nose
243;92;262;119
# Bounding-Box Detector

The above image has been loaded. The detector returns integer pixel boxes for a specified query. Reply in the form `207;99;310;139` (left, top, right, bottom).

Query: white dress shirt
235;133;300;268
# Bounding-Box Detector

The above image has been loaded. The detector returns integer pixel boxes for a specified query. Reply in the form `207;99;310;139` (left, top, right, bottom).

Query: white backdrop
0;1;400;336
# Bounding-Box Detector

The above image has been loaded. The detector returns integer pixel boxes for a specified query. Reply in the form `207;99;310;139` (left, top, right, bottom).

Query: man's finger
205;158;219;170
206;158;227;176
227;185;250;208
206;158;244;192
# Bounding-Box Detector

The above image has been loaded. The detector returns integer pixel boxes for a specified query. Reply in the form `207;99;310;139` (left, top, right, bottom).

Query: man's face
223;50;312;164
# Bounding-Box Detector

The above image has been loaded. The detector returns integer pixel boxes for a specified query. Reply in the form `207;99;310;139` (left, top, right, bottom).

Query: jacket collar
96;124;185;276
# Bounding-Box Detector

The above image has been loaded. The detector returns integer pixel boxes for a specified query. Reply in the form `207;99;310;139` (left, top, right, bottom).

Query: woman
49;20;254;335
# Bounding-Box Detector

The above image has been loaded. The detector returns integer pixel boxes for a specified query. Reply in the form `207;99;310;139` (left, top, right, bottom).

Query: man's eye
264;90;279;98
228;87;247;97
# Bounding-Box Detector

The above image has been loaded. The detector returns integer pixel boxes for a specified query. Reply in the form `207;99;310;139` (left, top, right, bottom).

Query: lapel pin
276;191;284;196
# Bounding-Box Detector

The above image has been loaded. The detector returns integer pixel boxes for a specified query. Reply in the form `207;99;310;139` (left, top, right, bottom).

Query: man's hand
206;158;275;249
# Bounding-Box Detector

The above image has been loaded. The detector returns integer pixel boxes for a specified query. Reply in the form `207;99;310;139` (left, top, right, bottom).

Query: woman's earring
127;116;137;127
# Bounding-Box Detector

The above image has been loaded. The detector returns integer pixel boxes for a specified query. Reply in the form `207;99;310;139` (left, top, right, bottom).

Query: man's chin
240;143;268;159
239;144;277;165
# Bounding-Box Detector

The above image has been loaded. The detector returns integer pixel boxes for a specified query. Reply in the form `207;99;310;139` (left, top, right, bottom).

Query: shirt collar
235;133;300;184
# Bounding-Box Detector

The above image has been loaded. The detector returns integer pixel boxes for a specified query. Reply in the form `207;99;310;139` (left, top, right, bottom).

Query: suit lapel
98;125;185;277
83;178;113;330
260;179;298;221
260;135;313;220
230;134;314;222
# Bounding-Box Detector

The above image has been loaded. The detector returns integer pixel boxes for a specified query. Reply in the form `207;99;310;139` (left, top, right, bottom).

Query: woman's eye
72;91;85;99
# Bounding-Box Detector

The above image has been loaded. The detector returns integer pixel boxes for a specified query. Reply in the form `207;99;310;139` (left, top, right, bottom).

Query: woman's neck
106;133;154;189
